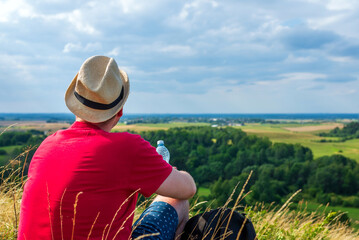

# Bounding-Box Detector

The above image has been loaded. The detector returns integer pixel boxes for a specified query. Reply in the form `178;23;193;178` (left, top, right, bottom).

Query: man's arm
155;168;196;200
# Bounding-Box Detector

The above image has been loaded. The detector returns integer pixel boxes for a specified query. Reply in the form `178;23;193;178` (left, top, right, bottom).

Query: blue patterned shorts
132;201;178;240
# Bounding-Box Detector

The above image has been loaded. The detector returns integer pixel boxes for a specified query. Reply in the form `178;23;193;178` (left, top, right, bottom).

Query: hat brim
65;69;130;123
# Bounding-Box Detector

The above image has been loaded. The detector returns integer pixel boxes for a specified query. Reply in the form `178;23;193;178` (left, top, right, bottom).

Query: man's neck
75;117;116;132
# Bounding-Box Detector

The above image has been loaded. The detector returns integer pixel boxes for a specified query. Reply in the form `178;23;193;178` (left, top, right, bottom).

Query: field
302;202;359;229
235;122;359;161
113;122;210;132
0;145;22;166
0;121;70;134
116;121;357;163
197;187;211;197
2;120;358;161
2;120;358;162
1;120;359;238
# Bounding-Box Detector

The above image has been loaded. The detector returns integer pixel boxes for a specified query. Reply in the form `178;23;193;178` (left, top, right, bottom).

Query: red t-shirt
18;121;172;240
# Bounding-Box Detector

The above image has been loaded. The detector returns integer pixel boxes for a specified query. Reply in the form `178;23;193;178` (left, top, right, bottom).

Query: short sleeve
128;135;173;197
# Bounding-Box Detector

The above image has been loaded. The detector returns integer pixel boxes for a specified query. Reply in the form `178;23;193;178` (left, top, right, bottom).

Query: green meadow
1;120;359;238
113;121;359;161
197;187;211;197
236;122;359;162
0;145;21;165
301;202;359;229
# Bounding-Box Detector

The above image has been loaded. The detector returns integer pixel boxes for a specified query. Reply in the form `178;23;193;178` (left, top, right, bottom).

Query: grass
197;187;211;197
0;164;23;239
113;121;359;162
2;163;359;239
303;202;359;230
0;145;22;166
248;201;359;240
236;123;359;162
2;121;359;239
4;120;357;160
0;121;69;132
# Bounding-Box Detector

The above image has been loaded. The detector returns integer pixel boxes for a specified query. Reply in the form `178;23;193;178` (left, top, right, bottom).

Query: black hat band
74;86;124;110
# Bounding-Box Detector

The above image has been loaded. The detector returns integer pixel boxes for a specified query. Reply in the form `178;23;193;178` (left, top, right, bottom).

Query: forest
0;130;45;166
0;130;45;147
139;126;359;208
1;125;359;209
319;121;359;141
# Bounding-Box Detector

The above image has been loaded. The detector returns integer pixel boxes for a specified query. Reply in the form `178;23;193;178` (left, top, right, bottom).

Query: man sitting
18;56;196;240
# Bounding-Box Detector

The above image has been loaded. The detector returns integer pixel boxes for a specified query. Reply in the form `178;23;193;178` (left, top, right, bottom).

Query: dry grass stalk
46;183;55;240
0;123;17;136
20;146;36;187
87;212;101;240
1;147;359;239
127;199;152;239
222;171;253;240
102;224;109;240
71;191;83;240
104;189;140;240
133;232;160;239
12;190;17;231
60;188;67;240
248;201;359;240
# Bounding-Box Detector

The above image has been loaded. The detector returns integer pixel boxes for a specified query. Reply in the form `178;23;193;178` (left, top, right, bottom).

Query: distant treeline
0;113;75;122
139;126;359;208
121;116;265;125
0;131;45;171
2;125;359;209
318;121;359;141
0;130;45;147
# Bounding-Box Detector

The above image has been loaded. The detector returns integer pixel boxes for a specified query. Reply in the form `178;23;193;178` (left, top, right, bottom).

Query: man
18;56;196;239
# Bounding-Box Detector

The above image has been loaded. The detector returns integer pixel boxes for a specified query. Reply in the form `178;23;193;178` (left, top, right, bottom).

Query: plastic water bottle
156;140;170;163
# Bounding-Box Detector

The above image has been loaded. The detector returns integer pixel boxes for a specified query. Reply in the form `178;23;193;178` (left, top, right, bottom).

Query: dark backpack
181;208;256;240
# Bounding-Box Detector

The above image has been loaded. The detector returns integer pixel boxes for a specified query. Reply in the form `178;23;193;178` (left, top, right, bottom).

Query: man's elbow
189;183;197;198
183;181;197;199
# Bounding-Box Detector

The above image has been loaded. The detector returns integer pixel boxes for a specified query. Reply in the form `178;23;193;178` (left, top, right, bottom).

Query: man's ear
117;109;123;118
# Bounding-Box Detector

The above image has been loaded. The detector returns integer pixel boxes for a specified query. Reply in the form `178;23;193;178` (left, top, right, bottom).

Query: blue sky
0;0;359;114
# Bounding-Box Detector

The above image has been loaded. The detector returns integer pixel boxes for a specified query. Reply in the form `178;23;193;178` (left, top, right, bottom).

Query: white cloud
179;0;218;20
285;54;316;63
254;72;327;95
107;47;121;57
251;16;288;39
63;42;102;53
327;56;354;63
168;0;219;30
63;43;81;53
326;0;358;11
117;0;147;14
38;10;99;35
64;9;98;35
0;0;35;22
159;45;196;57
0;0;99;35
304;0;358;10
307;14;346;29
1;0;359;113
279;72;327;82
0;54;49;85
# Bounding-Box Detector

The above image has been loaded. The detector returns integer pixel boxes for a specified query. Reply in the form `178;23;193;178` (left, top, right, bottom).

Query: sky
0;0;359;114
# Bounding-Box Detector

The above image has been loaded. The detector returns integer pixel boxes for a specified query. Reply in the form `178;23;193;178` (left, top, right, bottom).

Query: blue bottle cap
157;140;164;146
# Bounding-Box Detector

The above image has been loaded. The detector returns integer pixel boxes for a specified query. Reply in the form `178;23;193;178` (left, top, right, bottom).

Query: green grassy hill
2;121;359;239
236;123;359;161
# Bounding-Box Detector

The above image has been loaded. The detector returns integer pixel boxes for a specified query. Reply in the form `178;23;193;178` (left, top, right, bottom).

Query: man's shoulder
109;131;143;142
39;130;62;143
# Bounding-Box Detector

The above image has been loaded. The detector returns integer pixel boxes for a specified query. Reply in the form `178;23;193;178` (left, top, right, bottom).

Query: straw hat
65;56;130;123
